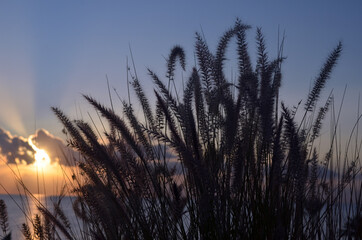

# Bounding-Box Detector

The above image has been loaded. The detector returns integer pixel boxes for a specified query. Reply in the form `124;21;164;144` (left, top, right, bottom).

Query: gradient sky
0;1;361;140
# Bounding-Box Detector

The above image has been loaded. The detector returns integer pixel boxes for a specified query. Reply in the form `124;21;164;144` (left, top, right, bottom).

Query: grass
1;19;362;239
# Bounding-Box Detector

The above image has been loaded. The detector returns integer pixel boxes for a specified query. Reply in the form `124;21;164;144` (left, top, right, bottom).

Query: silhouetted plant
43;19;361;239
0;199;10;240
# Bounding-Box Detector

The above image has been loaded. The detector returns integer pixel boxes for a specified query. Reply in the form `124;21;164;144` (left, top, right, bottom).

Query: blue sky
0;1;361;139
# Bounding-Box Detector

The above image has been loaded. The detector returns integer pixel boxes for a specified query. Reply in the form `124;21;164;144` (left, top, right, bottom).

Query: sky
0;1;361;194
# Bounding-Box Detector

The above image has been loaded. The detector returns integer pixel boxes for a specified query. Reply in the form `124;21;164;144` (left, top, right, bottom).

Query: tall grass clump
46;19;361;239
0;199;10;240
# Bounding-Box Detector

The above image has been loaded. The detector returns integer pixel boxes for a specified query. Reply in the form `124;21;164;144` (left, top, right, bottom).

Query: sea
0;194;79;240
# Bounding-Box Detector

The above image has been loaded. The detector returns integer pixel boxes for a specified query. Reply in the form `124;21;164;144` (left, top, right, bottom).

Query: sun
28;137;51;169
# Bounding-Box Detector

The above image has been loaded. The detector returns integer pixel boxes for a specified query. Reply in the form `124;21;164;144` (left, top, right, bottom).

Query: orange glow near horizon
0;129;80;195
0;157;78;196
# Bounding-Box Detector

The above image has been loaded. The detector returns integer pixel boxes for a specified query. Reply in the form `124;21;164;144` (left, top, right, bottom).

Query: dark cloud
30;129;78;166
0;128;34;164
0;128;78;166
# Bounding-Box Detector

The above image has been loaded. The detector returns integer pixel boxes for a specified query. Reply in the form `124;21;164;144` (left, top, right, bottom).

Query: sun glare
28;137;51;169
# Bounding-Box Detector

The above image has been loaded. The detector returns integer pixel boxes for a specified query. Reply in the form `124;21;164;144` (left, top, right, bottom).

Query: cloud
0;128;78;166
0;128;34;164
29;129;78;166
